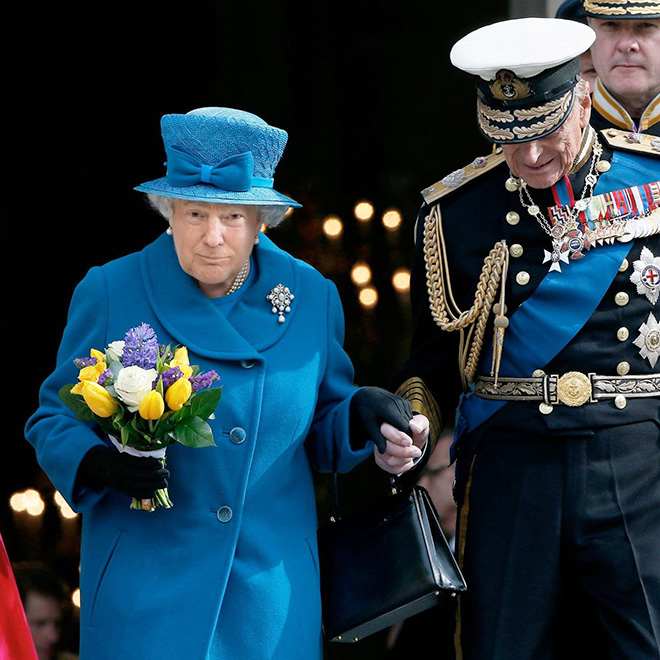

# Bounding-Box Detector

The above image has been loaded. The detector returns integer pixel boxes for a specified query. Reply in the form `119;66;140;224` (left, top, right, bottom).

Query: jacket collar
141;232;298;359
593;77;660;131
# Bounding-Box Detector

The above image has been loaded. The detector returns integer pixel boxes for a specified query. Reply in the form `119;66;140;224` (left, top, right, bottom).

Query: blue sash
454;150;660;444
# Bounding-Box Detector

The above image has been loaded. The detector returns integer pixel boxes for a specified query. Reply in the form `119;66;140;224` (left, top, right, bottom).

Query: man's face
501;93;591;189
588;18;660;113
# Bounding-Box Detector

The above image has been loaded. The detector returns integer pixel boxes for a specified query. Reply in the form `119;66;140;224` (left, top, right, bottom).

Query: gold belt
474;371;660;412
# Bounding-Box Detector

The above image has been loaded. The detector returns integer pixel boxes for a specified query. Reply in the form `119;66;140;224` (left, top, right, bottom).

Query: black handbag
317;474;467;643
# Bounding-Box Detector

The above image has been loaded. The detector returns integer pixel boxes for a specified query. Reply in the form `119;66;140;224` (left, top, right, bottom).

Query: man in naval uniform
584;0;660;140
392;17;660;660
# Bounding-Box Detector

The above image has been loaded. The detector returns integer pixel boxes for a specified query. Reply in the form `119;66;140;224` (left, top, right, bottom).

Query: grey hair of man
146;194;289;228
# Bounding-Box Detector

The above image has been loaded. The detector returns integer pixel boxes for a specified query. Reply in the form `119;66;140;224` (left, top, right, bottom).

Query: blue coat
25;232;373;659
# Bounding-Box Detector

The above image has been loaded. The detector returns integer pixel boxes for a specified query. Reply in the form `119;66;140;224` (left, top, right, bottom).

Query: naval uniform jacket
394;135;660;459
25;232;373;660
591;76;660;138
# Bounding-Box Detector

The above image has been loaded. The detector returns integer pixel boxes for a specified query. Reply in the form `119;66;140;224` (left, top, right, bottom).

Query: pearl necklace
226;258;250;295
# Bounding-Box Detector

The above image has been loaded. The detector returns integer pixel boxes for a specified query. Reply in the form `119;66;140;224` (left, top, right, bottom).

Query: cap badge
489;70;532;101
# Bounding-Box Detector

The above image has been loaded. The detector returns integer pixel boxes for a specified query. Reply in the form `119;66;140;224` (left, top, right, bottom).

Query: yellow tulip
173;346;189;365
78;365;101;384
138;390;165;420
70;382;83;395
166;377;192;411
81;381;119;418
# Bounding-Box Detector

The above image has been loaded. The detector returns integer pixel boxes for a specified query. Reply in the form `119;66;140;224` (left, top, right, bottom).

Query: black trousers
455;419;660;660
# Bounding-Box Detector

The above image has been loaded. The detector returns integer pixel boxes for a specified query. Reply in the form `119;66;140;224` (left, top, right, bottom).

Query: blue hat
450;18;596;144
555;0;587;22
135;107;301;208
584;0;660;19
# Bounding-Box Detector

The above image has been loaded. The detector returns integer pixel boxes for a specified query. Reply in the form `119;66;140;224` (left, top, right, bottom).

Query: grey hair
145;194;289;227
574;77;591;103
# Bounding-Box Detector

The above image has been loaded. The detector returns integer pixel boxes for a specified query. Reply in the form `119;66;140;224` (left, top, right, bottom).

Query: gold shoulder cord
422;204;509;390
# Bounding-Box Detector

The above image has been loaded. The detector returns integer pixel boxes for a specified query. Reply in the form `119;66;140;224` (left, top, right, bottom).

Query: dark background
5;1;554;657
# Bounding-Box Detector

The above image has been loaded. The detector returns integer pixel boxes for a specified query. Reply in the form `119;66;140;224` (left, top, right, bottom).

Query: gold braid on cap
423;204;509;390
585;0;660;15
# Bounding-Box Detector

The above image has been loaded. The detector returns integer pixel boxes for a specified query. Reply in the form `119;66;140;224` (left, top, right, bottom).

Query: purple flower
191;370;220;393
160;367;184;389
98;369;113;386
122;323;159;370
74;357;98;368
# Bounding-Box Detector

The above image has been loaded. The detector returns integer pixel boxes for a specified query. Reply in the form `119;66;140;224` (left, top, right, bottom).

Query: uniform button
615;292;629;306
230;427;247;444
617;327;629;341
539;403;553;415
506;211;520;225
510;244;524;258
617;361;630;376
516;271;531;286
619;259;629;272
240;359;255;369
615;394;627;409
217;506;233;523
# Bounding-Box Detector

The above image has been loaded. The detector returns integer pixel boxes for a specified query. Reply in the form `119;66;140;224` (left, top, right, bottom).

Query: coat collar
593;77;660;132
141;232;299;359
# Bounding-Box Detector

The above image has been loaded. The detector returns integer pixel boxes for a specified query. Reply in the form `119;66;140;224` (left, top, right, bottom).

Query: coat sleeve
305;278;373;474
24;267;112;512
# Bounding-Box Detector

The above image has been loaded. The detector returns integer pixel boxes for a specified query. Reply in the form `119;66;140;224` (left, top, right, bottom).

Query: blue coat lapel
141;233;298;359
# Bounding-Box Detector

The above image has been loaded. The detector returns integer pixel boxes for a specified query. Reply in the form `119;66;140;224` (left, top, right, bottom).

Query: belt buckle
556;371;593;407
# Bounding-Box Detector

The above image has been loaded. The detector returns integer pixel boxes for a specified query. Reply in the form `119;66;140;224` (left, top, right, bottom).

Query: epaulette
421;147;506;205
599;127;660;158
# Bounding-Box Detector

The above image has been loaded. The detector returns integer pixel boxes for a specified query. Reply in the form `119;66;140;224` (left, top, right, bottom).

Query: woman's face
169;200;261;298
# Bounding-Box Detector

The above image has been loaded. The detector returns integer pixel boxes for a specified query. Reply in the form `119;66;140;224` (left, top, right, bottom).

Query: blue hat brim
134;176;302;208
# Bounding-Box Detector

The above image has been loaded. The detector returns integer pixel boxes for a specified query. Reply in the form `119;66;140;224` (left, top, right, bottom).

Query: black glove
350;387;413;454
77;445;170;499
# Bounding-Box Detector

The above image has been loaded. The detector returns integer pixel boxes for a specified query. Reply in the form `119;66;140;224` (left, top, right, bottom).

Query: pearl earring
166;226;173;235
254;235;260;244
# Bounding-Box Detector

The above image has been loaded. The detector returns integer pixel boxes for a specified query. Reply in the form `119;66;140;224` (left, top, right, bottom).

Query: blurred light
382;209;402;230
359;286;378;308
285;207;294;217
55;491;78;519
10;489;45;516
351;262;372;286
323;215;343;238
354;201;374;222
392;268;411;292
72;588;81;609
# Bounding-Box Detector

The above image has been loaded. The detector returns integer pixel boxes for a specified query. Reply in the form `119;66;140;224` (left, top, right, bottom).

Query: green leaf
173;416;216;448
188;387;222;420
58;385;94;421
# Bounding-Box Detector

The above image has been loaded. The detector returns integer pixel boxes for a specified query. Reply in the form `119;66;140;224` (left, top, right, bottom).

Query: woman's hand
373;415;430;475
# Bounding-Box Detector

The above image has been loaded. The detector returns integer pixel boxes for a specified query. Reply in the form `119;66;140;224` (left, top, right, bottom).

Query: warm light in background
382;209;402;230
392;268;411;292
54;491;78;519
354;201;374;222
72;588;81;608
323;215;343;238
10;489;45;516
351;262;372;286
358;286;378;308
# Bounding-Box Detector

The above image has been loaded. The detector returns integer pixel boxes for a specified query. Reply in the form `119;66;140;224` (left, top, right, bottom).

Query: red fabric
0;533;38;660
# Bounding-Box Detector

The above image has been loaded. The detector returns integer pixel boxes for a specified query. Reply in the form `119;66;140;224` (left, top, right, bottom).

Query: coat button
510;244;524;258
617;327;629;341
516;271;530;286
217;506;233;523
617;361;630;376
230;427;247;444
506;211;520;225
240;359;255;369
619;259;629;272
615;292;629;306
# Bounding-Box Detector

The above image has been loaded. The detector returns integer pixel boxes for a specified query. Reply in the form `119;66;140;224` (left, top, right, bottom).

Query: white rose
106;340;125;362
115;365;158;412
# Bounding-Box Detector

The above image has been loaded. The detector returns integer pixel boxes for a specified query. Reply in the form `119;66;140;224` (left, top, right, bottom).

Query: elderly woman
25;107;428;660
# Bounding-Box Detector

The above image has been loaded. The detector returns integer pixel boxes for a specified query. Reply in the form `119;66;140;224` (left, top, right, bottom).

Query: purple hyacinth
122;323;159;370
191;370;220;393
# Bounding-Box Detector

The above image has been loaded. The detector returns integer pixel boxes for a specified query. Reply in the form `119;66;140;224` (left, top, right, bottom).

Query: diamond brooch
266;284;294;323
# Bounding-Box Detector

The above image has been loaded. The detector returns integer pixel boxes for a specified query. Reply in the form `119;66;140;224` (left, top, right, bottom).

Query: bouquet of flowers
59;323;222;511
